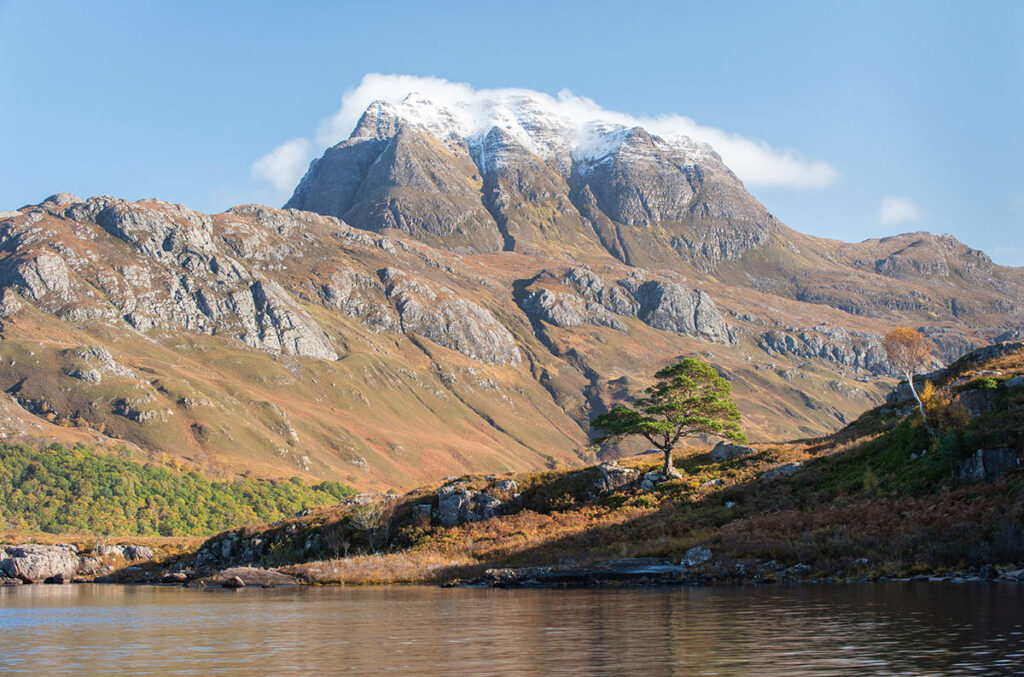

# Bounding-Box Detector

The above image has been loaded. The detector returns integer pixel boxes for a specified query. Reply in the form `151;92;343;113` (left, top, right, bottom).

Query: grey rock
0;252;73;304
594;462;639;493
62;345;135;383
471;493;503;521
999;568;1024;582
0;544;80;583
710;441;757;462
959;448;1021;482
683;546;713;568
635;281;729;343
249;280;339;360
639;469;680;492
762;462;802;480
286;105;505;253
491;479;518;495
0;288;23;317
436;484;472;527
522;288;587;328
40;192;82;207
760;328;888;374
382;269;521;365
112;397;165;423
95;544;127;559
529;289;626;332
124;545;155;561
435;483;507;526
319;268;398;332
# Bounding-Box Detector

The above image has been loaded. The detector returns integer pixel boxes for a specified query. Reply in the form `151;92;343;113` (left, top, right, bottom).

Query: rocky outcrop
249;280;339;360
959;449;1022;482
381;268;521;365
434;480;520;526
61;345;135;383
0;544;80;583
521;288;625;331
0;253;72;305
954;389;997;419
634;281;730;343
0;197;341;361
318;268;398;332
519;268;731;343
594;462;639;493
95;544;155;561
759;325;888;374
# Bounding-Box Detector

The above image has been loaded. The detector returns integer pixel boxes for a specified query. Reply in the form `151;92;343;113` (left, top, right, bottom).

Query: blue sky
1;1;1021;264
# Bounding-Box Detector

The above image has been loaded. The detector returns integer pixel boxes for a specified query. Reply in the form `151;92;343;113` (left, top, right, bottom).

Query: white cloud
258;73;839;193
251;138;313;194
879;196;922;225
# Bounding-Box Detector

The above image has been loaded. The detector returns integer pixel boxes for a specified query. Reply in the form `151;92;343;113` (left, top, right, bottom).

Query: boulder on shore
0;544;80;583
196;567;298;588
683;546;713;568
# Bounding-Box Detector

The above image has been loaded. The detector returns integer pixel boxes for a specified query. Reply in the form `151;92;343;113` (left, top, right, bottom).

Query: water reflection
1;583;1021;675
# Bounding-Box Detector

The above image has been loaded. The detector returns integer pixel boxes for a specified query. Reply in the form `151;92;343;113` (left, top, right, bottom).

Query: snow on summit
349;87;715;166
253;74;839;194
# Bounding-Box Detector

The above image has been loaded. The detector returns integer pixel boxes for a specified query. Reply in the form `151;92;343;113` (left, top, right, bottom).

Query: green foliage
591;358;746;455
0;443;354;536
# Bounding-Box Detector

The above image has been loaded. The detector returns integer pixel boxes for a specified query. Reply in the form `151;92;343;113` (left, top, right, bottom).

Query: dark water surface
1;583;1022;675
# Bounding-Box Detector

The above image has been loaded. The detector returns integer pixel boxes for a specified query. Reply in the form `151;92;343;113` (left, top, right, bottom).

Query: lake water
1;583;1022;675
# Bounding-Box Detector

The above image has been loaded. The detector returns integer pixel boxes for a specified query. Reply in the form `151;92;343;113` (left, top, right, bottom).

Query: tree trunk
662;446;680;478
906;372;934;437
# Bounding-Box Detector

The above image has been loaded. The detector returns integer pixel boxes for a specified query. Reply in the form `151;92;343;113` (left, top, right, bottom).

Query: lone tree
591;358;745;477
883;326;934;436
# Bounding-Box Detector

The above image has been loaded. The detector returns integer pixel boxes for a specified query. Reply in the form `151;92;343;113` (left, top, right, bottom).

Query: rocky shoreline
5;542;1023;591
455;551;1024;589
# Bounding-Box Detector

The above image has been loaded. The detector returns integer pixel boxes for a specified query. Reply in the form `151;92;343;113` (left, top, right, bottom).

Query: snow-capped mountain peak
350;89;714;167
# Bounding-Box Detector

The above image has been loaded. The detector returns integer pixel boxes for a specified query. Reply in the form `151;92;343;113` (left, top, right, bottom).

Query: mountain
0;93;1021;491
285;93;774;270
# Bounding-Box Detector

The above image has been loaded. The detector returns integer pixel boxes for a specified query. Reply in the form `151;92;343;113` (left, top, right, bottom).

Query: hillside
155;341;1023;586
